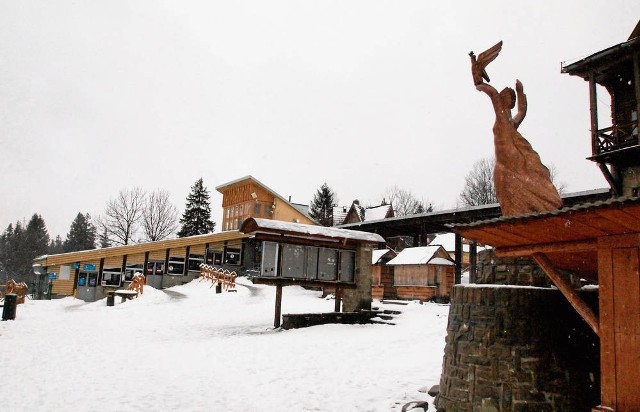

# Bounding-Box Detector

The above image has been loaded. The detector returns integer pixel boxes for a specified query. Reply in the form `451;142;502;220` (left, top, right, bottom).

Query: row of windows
223;202;273;231
81;248;243;288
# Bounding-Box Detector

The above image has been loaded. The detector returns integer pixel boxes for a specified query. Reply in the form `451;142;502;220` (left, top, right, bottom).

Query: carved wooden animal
126;272;145;297
6;279;28;304
469;40;503;85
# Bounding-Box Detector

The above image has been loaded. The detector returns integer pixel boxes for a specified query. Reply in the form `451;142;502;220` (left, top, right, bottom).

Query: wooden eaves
450;196;640;337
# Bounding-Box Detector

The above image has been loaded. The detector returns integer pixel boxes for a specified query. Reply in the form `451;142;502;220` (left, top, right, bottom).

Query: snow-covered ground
1;278;449;411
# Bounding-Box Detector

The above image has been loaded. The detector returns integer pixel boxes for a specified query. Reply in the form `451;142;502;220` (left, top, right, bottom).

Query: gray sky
1;1;639;239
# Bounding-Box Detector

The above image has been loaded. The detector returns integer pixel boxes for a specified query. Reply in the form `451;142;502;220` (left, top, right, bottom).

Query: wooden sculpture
5;279;28;304
126;272;145;297
470;41;562;216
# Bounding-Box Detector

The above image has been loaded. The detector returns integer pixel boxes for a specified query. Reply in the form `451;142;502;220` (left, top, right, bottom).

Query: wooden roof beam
496;239;597;258
532;252;599;336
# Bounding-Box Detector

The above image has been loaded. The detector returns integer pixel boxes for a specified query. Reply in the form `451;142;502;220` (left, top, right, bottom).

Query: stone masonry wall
343;244;373;312
436;285;600;412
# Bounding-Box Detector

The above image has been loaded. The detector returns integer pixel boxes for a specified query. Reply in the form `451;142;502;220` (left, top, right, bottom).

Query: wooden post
589;73;599;156
274;284;283;328
454;233;462;284
532;252;599;336
469;241;477;284
334;286;342;312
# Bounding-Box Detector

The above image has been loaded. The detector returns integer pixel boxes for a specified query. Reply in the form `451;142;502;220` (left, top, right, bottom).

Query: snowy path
0;278;448;411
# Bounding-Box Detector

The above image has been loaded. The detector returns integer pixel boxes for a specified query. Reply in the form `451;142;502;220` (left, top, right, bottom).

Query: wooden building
562;21;640;197
371;248;397;300
32;231;250;302
342;202;394;225
216;175;315;231
386;245;455;302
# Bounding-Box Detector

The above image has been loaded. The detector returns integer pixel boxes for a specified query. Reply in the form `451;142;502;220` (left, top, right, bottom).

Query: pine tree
49;235;65;254
177;178;215;237
64;213;97;252
309;183;337;226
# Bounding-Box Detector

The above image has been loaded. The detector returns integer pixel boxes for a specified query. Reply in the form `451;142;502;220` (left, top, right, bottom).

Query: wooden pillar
184;246;190;276
98;258;105;285
334;286;342;312
589;73;599;156
634;54;640;139
274;284;283;328
143;252;149;278
454;233;462;284
164;249;170;274
469;241;477;284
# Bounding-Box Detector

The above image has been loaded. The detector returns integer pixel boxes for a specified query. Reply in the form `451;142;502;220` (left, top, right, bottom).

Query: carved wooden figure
470;41;562;216
126;272;145;297
5;279;28;304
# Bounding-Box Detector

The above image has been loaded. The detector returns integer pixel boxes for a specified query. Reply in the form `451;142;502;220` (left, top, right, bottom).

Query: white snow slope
1;278;448;411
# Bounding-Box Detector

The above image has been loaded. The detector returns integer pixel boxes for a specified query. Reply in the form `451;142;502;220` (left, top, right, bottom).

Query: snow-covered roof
387;246;452;266
364;204;391;221
429;233;469;252
332;206;349;226
241;218;385;243
428;257;455;266
371;249;396;264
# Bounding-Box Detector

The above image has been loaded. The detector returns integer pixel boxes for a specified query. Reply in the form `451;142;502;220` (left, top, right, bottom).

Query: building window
167;257;185;275
101;268;122;287
146;261;164;276
224;248;241;265
254;203;261;215
125;264;144;281
188;254;204;271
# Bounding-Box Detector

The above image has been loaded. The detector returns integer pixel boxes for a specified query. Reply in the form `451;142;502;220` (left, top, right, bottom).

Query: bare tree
459;157;566;207
459;158;497;207
102;187;146;245
548;164;568;195
142;189;179;241
382;186;433;216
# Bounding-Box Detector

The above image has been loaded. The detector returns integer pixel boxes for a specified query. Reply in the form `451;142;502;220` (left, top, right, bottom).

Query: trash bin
106;291;115;307
216;283;222;294
2;293;17;321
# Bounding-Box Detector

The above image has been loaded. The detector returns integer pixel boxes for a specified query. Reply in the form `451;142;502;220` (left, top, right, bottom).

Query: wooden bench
113;290;138;303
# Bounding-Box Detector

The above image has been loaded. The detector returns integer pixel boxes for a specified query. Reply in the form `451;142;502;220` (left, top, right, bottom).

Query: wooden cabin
386;245;455;302
216;175;315;231
371;248;397;300
342;202;394;225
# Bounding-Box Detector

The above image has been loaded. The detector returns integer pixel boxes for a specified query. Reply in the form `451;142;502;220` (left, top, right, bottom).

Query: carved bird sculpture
469;40;503;85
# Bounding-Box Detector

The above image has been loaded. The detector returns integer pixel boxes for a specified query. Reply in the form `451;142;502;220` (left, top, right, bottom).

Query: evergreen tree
309;183;337;226
49;235;65;254
64;213;97;252
25;213;50;265
0;215;50;283
177;178;215;237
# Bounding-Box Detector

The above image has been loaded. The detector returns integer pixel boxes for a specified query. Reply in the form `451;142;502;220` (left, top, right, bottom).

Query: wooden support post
469;241;477;284
274;284;283;328
532;252;599;336
589;73;599;156
334;286;342;312
454;233;462;285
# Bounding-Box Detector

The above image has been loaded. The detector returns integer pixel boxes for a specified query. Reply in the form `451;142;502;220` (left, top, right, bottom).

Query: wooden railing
593;121;639;155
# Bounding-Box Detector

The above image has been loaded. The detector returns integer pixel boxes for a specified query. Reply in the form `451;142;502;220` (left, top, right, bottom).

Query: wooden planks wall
598;234;640;410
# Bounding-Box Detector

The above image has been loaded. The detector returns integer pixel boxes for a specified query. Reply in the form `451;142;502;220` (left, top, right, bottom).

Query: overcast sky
1;1;639;238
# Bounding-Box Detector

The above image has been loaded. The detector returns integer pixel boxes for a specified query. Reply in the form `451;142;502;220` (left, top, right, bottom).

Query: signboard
83;263;97;271
48;273;57;280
